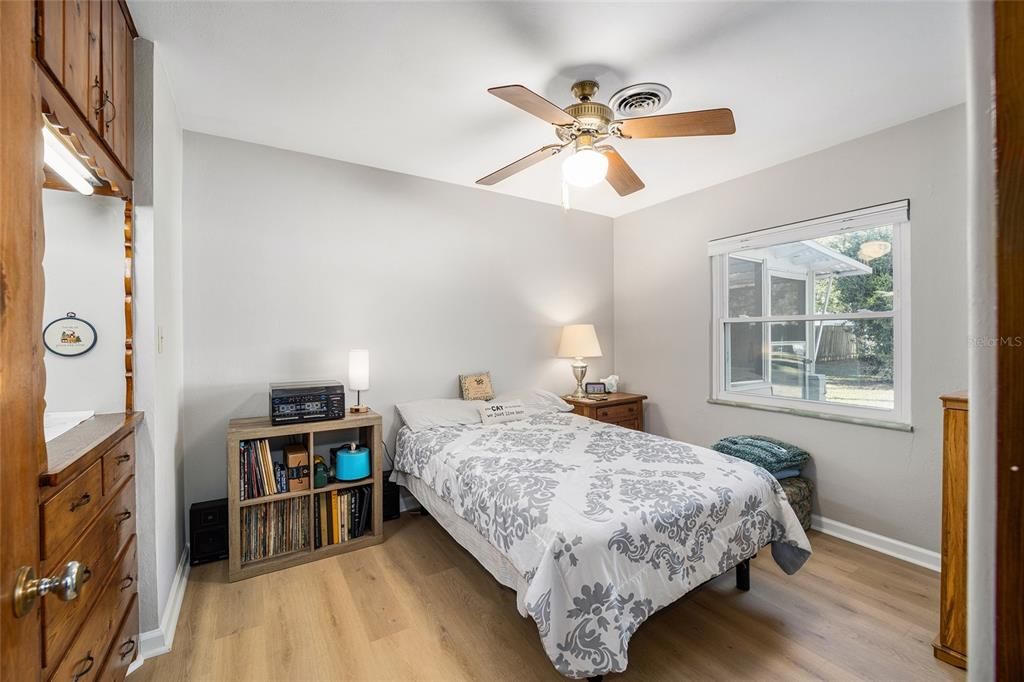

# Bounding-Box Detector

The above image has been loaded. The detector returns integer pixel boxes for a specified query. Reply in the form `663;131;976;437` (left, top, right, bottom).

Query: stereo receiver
269;381;345;425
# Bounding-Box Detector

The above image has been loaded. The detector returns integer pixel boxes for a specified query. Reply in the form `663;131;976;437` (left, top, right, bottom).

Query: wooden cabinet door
62;0;93;117
101;0;132;176
37;1;101;129
38;0;63;81
1;2;48;677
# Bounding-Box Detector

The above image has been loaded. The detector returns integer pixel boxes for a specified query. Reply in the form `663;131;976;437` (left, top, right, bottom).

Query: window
709;201;911;427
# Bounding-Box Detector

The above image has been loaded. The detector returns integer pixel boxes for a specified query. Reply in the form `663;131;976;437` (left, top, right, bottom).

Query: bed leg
736;559;750;591
418;506;430;517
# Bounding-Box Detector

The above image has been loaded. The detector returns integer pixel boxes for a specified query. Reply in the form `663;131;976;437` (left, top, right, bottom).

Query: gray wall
613;105;967;552
42;191;126;414
181;133;615;511
133;38;186;633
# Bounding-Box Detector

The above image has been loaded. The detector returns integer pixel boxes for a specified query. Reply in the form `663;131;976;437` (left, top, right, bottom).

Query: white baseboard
811;514;940;572
128;545;190;675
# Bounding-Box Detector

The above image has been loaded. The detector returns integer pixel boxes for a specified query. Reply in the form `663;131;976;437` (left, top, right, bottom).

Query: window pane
813;225;894;314
726;321;764;384
770;275;806;315
728;257;762;317
726;318;894;410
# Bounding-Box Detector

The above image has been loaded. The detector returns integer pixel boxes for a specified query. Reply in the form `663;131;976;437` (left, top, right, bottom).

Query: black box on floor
190;498;228;565
383;473;400;521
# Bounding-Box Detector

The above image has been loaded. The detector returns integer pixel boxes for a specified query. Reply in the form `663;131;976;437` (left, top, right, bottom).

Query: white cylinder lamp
557;324;603;399
348;349;370;413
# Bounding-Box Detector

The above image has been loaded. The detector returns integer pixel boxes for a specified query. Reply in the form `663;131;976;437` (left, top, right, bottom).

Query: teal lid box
335;443;371;481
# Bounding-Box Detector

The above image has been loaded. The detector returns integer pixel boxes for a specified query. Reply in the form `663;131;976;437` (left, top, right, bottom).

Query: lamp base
349;389;369;414
570;358;588;399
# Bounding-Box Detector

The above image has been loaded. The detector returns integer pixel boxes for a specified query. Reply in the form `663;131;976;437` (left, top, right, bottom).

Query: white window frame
709;201;912;430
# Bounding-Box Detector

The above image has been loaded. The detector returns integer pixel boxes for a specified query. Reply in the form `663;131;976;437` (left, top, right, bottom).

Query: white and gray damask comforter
393;412;812;678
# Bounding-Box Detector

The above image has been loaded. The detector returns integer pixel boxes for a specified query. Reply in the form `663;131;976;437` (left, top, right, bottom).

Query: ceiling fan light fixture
562;147;608;188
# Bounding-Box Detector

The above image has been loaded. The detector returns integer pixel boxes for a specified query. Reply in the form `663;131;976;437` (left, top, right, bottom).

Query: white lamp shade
348;349;370;391
557;324;603;358
562;148;608;188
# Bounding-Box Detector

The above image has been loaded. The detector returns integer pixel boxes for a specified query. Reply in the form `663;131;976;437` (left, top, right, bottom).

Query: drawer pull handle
115;453;131;464
70;493;91;512
120;575;134;590
115;510;132;525
71;653;94;681
118;638;136;659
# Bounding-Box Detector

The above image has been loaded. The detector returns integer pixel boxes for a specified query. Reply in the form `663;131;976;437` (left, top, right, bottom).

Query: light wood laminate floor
134;514;965;681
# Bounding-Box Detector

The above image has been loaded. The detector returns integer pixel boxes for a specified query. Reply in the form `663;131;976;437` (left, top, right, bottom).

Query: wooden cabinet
934;391;968;669
40;413;142;680
102;0;133;176
35;0;137;191
564;392;647;431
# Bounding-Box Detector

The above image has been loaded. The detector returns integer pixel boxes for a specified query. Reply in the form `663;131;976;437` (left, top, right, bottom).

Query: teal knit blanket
711;435;810;473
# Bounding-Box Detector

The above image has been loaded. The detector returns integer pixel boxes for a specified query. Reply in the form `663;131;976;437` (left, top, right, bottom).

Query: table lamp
348;349;370;413
557;324;603;399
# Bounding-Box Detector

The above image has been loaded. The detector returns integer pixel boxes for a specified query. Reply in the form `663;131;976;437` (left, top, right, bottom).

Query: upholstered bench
778;476;813;530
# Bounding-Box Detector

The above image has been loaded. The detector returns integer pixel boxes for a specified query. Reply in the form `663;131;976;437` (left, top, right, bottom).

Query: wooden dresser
934;392;967;669
564;392;647;431
39;413;142;681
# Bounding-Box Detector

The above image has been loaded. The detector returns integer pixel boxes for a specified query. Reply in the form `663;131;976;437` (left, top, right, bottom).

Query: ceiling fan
476;80;736;196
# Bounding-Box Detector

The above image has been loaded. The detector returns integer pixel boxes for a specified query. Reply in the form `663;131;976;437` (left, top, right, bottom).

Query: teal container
335;444;370;481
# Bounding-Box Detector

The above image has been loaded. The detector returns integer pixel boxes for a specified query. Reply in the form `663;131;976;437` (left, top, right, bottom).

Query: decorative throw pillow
459;371;495;401
478;400;528;425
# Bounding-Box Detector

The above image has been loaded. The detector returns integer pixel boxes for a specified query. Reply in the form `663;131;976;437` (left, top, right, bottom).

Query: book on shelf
241;438;299;500
240;496;309;563
311;486;374;549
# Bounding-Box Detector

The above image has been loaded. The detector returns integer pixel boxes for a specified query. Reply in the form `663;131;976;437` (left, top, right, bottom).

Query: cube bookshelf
226;411;384;582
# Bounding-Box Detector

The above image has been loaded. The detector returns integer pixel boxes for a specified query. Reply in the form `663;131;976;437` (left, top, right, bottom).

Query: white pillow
478;400;528;425
396;398;485;432
493;388;573;415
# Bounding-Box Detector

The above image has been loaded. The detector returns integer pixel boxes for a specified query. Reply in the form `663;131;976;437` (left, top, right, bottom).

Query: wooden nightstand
564;392;647;431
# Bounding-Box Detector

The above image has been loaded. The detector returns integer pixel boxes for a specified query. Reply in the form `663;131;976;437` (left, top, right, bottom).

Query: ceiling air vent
609;82;672;118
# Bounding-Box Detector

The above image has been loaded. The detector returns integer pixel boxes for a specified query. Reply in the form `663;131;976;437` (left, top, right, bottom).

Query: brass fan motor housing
556;85;614;142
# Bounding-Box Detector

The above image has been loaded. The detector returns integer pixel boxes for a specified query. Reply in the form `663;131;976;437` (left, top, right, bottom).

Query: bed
392;400;811;679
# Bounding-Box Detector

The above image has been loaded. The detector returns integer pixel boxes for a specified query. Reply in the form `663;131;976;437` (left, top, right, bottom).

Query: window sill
706;397;913;432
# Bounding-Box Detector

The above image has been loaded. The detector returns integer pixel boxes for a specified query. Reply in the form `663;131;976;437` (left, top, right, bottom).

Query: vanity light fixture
42;123;96;196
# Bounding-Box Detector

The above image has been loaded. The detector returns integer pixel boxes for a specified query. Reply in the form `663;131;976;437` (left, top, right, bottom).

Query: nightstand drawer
597;402;640;422
612;418;642;431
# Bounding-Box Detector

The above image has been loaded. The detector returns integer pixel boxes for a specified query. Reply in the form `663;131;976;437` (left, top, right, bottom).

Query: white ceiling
130;1;967;218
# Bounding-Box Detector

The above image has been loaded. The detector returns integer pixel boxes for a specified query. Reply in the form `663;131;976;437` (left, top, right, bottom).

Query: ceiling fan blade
488;85;578;126
476;144;567;186
617;108;736;139
598;146;645;196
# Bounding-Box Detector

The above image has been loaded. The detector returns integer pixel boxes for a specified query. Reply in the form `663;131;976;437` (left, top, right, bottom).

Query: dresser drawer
97;595;139;682
48;555;133;681
102;435;134;496
105;477;137;559
42;460;103;562
42;494;137;670
612;418;641;431
596;402;640;422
